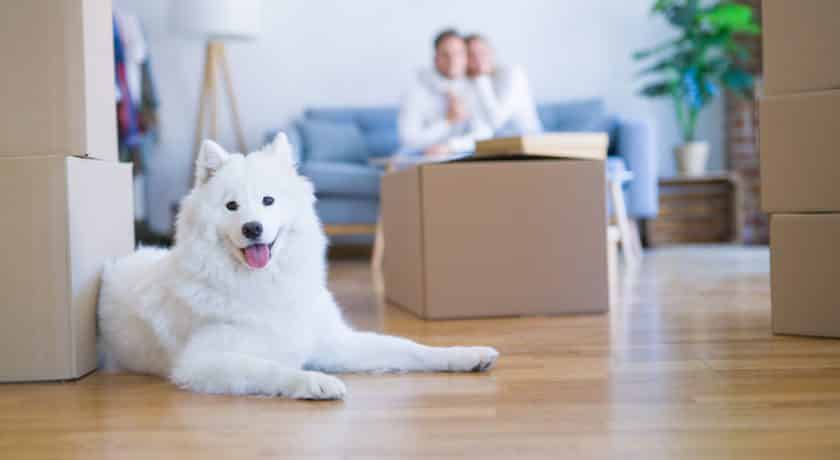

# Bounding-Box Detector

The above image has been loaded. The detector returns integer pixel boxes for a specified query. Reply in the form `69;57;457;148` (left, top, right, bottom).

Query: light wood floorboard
2;246;839;459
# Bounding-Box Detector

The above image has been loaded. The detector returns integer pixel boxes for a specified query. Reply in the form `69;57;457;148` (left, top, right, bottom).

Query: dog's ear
265;132;297;167
195;139;230;186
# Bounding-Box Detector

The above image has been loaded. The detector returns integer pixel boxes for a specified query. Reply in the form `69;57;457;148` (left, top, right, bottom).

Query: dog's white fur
98;134;498;399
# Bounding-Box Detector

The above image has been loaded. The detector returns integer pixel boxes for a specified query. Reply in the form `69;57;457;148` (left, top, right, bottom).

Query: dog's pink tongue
243;244;270;269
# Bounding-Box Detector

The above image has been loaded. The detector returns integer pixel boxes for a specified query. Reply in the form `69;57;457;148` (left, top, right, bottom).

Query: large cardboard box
763;0;840;96
382;158;608;319
770;214;840;338
0;156;134;382
760;90;840;213
0;0;117;160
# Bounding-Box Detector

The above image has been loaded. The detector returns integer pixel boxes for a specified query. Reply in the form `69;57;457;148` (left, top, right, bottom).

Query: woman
465;34;542;136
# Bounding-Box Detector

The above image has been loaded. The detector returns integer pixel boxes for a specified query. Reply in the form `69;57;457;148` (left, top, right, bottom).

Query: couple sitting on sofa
266;34;659;230
399;29;541;159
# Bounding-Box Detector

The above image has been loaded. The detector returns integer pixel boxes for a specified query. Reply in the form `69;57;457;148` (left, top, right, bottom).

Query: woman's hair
464;34;488;45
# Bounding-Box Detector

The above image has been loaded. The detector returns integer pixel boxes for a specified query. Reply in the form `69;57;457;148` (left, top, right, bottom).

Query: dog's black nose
242;221;263;240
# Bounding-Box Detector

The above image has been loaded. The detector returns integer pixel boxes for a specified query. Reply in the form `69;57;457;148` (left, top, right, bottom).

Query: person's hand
423;144;452;158
446;92;468;124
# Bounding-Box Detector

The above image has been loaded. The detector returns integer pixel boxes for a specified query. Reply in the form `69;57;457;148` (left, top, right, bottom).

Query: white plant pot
674;142;710;176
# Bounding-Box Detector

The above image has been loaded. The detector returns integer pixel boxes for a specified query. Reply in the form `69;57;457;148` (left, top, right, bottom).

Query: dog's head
177;133;316;271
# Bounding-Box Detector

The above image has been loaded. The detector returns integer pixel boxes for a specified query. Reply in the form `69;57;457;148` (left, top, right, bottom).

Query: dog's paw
287;371;347;400
446;346;499;372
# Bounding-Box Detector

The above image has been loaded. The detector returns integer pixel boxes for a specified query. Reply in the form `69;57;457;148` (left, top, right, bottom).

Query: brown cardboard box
770;214;840;338
381;158;608;319
475;133;609;160
760;90;840;213
0;0;117;160
0;156;134;382
763;0;840;96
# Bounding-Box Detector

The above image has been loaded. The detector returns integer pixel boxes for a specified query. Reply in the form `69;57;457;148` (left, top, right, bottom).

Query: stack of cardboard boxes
0;0;135;381
762;0;840;338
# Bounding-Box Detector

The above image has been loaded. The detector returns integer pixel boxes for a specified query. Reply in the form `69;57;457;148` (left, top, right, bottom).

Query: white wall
114;0;725;233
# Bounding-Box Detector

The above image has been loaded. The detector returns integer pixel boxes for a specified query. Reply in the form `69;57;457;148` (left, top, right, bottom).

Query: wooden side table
646;173;741;246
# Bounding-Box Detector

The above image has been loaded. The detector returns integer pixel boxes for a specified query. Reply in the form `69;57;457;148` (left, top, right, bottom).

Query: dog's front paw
446;346;499;372
287;371;347;400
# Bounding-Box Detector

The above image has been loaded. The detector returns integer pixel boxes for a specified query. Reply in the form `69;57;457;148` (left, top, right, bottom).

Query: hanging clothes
114;12;159;161
114;17;140;155
113;12;160;226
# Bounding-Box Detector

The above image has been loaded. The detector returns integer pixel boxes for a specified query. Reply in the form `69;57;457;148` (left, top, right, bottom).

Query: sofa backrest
296;98;611;160
305;107;400;158
537;99;607;132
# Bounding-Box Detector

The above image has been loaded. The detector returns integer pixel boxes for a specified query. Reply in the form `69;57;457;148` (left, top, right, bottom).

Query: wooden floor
2;246;839;459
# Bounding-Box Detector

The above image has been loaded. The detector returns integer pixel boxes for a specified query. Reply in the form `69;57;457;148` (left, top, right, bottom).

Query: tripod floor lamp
170;0;261;180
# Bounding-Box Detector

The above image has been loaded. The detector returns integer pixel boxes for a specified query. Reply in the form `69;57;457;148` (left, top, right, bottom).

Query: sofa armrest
614;116;658;219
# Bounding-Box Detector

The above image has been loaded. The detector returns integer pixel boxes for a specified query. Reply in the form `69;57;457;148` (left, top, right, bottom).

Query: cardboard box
760;90;840;213
381;158;608;319
763;0;840;96
475;133;609;160
0;0;117;160
770;214;840;338
0;156;134;382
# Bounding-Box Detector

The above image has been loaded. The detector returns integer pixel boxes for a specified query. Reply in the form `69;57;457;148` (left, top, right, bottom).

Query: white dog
98;134;498;399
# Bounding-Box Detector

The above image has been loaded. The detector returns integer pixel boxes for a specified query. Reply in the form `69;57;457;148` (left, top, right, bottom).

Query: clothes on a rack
114;11;159;224
114;11;158;162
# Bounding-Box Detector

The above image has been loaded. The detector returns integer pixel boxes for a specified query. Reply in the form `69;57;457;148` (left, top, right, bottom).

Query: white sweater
398;70;493;154
472;65;542;135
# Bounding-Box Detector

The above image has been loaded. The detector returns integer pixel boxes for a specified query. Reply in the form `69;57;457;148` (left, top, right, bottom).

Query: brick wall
726;0;767;244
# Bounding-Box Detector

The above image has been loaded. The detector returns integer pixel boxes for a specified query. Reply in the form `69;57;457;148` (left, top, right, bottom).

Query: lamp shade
170;0;261;41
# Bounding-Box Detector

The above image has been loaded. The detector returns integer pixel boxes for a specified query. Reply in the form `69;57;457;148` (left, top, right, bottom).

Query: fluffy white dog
98;134;498;399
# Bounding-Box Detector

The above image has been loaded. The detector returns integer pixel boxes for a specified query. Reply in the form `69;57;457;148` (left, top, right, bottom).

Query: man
398;29;492;157
466;34;542;136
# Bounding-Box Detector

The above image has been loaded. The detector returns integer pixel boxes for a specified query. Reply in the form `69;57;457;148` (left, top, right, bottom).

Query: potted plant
634;0;760;176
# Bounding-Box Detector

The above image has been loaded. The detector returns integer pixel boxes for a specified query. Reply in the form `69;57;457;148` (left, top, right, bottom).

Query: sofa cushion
365;130;400;157
300;161;381;198
305;107;400;157
537;99;607;132
298;119;368;164
305;107;398;131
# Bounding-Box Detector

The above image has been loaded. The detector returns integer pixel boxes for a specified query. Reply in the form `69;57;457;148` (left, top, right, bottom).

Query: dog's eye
225;201;239;211
262;196;274;206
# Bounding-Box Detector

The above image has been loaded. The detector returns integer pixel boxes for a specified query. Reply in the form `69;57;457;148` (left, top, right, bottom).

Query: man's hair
433;28;462;50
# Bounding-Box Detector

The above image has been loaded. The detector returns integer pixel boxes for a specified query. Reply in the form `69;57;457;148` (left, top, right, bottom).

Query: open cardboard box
381;147;608;319
0;156;134;382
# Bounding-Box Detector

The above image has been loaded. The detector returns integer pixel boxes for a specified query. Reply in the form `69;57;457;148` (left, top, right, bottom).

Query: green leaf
726;42;753;62
652;0;675;13
702;56;731;76
665;4;699;27
695;30;730;49
639;81;675;98
636;56;679;76
721;67;754;91
702;2;761;34
704;3;751;27
633;38;682;60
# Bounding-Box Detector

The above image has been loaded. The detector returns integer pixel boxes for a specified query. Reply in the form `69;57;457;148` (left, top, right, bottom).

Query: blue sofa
268;99;657;234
